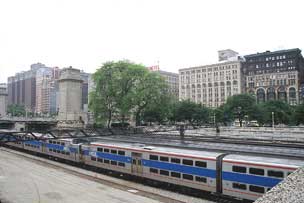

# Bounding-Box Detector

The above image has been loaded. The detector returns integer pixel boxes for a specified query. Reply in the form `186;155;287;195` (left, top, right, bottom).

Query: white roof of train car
223;154;304;168
90;140;223;160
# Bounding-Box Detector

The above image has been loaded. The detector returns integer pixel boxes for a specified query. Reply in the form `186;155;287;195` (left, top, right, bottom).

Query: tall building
7;63;43;111
179;60;243;108
80;71;90;111
157;70;179;98
0;83;8;117
243;48;304;105
35;67;60;114
147;65;179;98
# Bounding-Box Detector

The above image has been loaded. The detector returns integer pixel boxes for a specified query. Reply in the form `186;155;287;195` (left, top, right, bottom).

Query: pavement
0;149;162;203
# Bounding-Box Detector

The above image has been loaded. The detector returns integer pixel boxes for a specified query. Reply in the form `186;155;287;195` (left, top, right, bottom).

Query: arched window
197;84;201;88
289;87;296;99
220;82;225;86
267;87;276;101
257;88;265;103
233;80;238;85
278;86;287;102
226;81;231;86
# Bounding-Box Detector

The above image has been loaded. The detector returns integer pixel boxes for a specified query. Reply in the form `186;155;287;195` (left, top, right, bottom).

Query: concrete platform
254;167;304;203
0;148;214;203
0;150;162;203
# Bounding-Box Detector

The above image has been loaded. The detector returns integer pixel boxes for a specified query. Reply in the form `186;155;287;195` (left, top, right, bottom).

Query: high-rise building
147;65;179;98
243;48;304;105
7;63;43;111
157;70;179;98
179;60;243;108
80;71;90;111
35;67;60;114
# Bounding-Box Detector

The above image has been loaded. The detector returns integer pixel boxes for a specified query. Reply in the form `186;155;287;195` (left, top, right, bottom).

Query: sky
0;0;303;83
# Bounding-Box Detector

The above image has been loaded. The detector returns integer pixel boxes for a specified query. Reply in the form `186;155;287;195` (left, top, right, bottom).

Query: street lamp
271;112;274;130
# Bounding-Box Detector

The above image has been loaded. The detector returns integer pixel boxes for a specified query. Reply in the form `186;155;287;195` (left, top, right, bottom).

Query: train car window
249;185;265;193
91;157;96;161
111;150;117;154
104;159;110;164
97;158;103;162
160;170;169;176
118;162;125;167
171;158;181;164
61;151;65;154
97;148;103;152
171;172;181;178
195;161;207;168
104;149;110;153
232;182;247;190
287;172;292;176
49;140;52;144
182;159;193;166
57;150;61;153
267;170;284;178
66;152;70;155
149;155;158;160
61;142;65;146
195;176;207;183
160;156;169;162
118;151;125;156
111;160;117;165
267;188;271;191
183;174;193;181
232;166;247;173
150;168;158;174
49;149;52;152
249;168;265;176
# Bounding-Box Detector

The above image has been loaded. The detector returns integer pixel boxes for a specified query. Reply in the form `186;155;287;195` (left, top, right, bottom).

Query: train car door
131;152;143;174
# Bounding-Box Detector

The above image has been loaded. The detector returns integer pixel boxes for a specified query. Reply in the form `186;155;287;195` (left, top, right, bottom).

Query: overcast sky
0;0;303;83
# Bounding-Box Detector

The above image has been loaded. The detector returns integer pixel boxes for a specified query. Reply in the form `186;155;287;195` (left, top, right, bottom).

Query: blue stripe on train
222;171;282;187
25;140;42;146
46;143;64;150
143;159;217;178
96;152;131;163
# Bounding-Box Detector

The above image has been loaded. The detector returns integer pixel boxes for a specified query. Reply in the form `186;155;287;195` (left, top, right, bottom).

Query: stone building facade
57;67;84;128
179;60;243;108
157;70;179;98
0;83;8;117
243;49;304;105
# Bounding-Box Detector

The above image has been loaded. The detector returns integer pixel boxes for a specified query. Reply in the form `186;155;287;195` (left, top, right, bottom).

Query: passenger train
3;134;304;201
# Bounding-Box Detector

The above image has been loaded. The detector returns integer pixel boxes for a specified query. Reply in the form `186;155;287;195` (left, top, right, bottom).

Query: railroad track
1;147;245;203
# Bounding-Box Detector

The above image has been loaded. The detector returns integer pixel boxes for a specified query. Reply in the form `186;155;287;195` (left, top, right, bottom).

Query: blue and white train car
221;154;303;201
83;141;224;193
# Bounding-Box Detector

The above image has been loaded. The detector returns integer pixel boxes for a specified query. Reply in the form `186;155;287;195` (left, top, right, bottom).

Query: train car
221;154;304;201
24;133;45;153
83;141;224;193
45;138;83;162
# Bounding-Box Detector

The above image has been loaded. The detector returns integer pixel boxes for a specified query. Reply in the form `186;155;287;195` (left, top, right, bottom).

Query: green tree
173;100;210;127
259;100;293;125
89;60;168;127
7;104;26;117
224;94;257;127
293;103;304;125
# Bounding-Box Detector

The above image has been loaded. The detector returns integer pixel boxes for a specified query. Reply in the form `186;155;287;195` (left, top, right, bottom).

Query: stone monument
57;67;84;128
0;83;8;117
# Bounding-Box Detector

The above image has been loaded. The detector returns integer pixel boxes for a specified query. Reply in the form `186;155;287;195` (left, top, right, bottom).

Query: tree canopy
89;60;168;127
